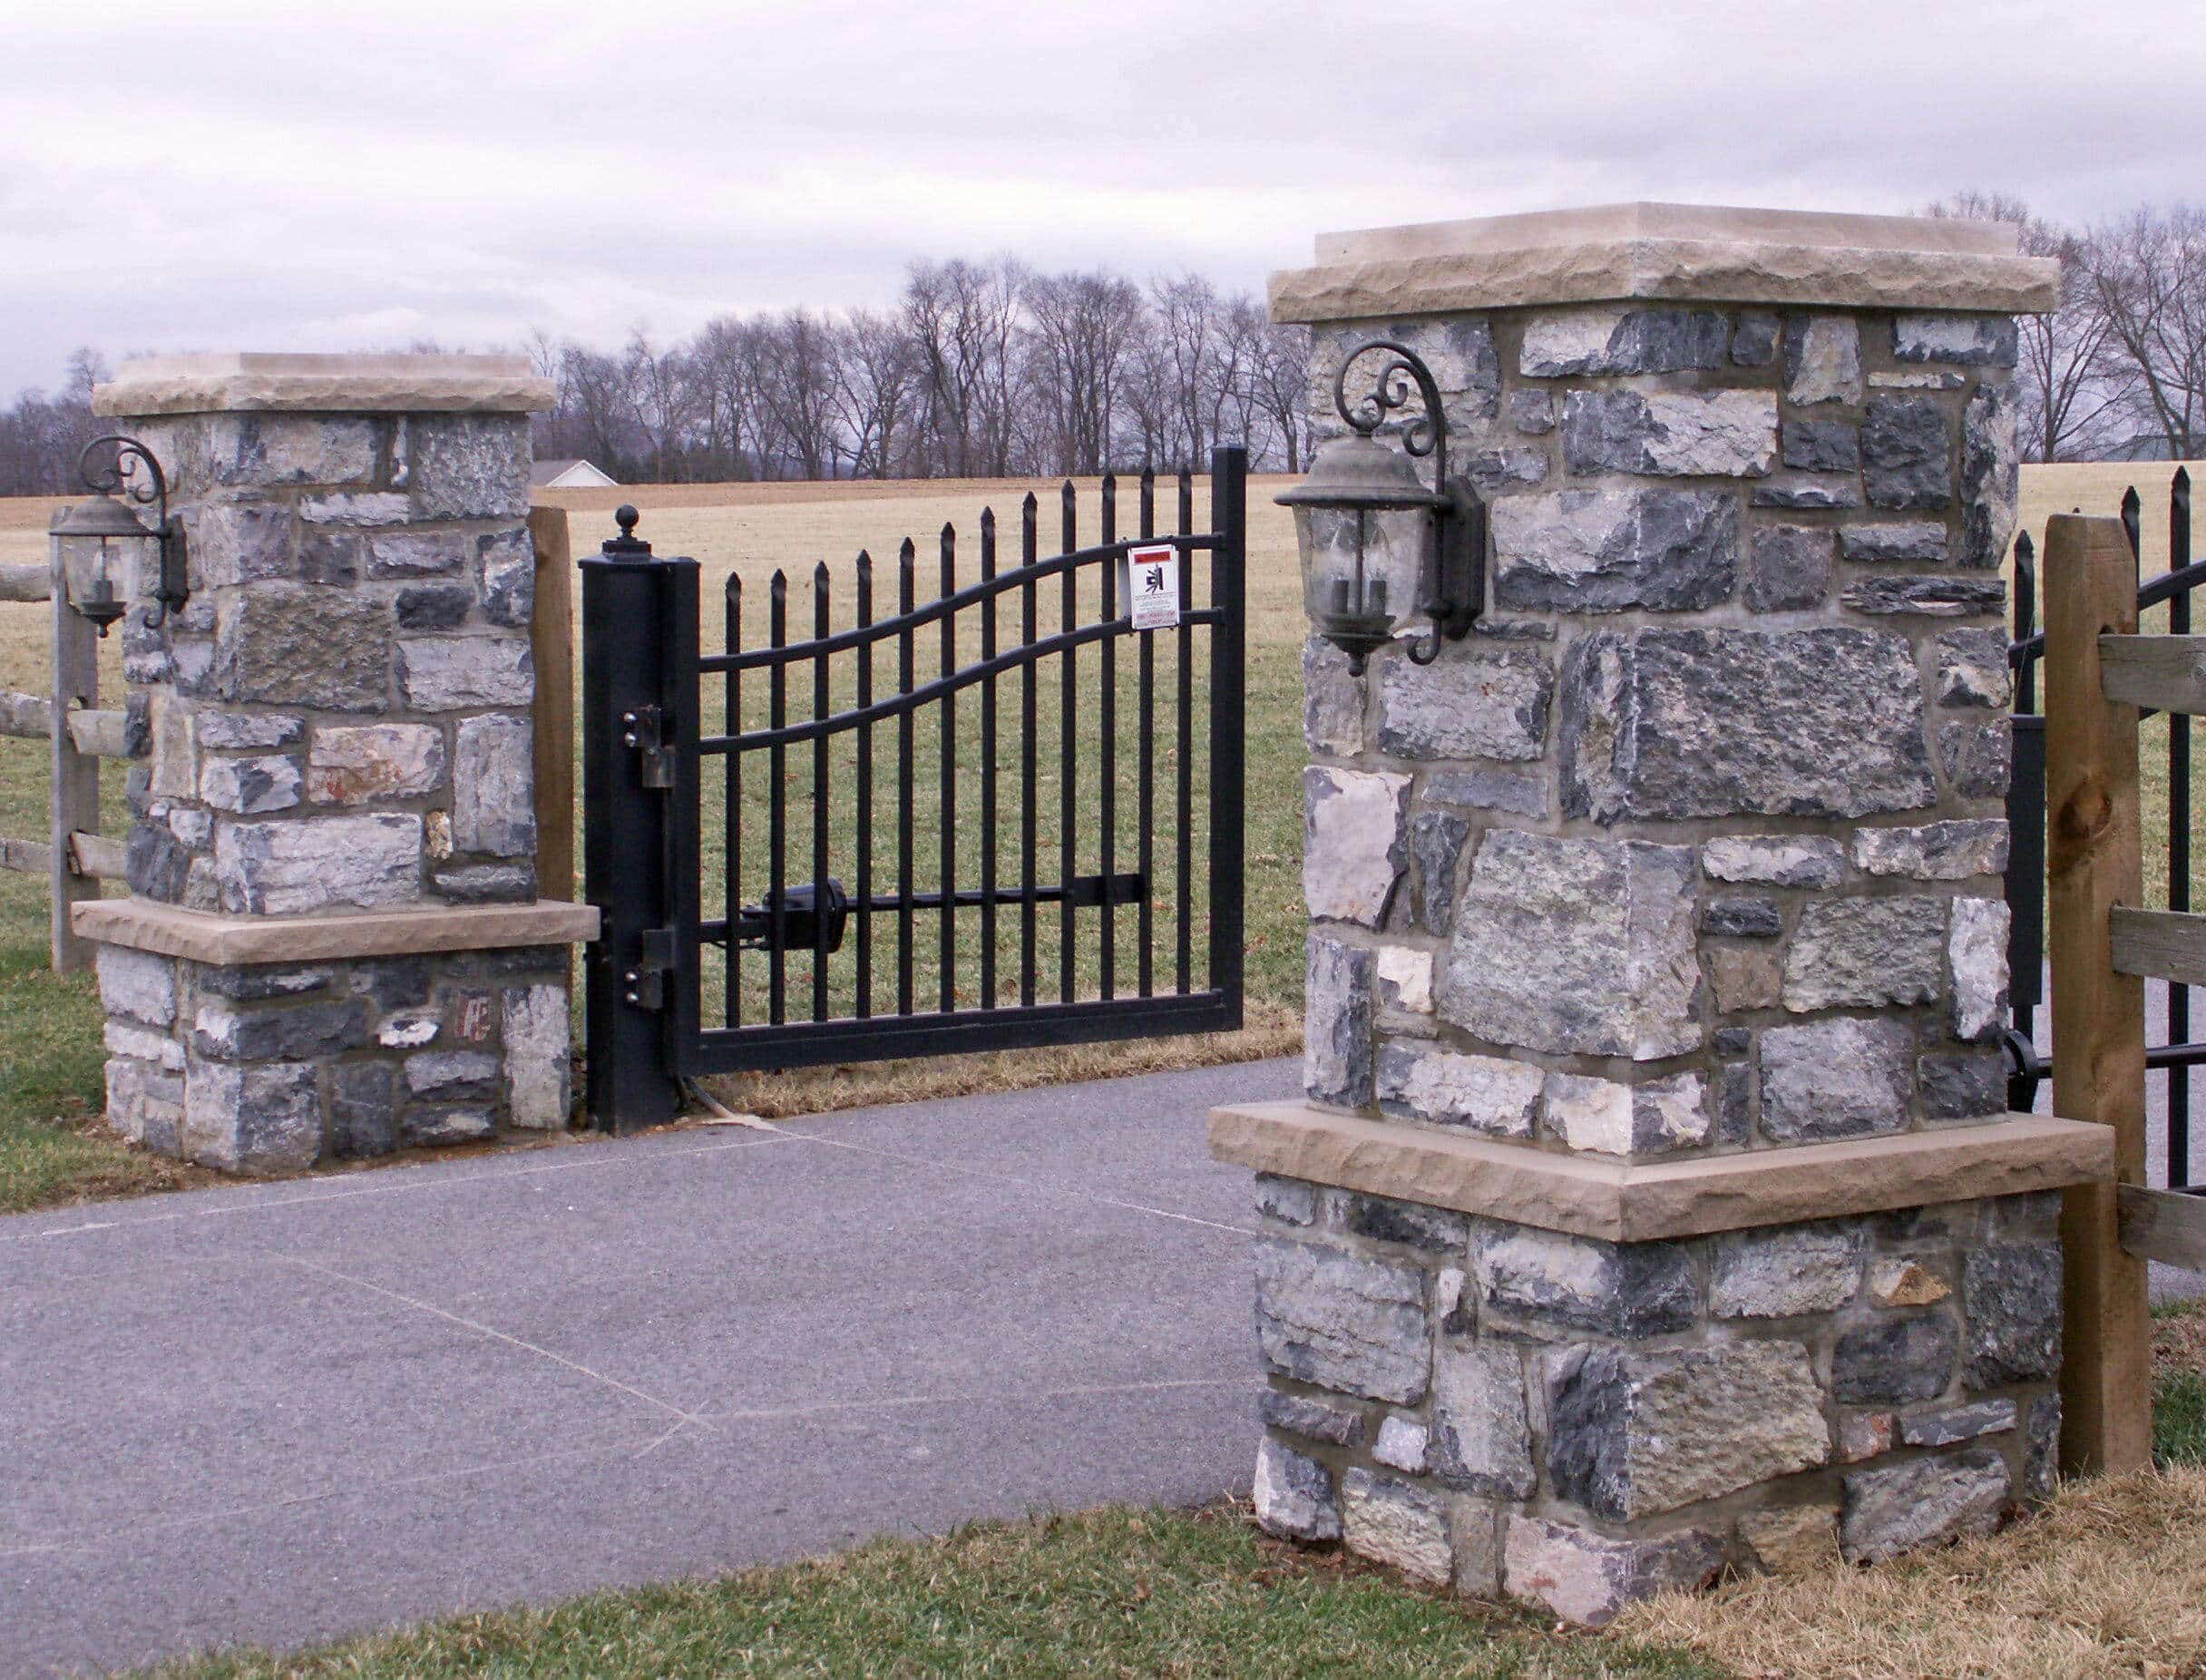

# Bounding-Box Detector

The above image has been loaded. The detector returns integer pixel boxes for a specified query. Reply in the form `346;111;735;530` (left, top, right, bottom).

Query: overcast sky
4;0;2197;398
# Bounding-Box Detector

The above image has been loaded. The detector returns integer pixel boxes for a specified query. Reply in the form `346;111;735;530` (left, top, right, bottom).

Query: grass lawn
138;1307;2206;1680
0;463;2198;1208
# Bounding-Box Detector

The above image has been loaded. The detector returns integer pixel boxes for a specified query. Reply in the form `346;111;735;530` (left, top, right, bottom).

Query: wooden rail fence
2044;512;2206;1473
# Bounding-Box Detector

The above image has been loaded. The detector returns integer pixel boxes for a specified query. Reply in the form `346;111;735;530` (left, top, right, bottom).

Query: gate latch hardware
623;925;678;1011
620;706;677;790
728;879;851;954
714;873;1147;954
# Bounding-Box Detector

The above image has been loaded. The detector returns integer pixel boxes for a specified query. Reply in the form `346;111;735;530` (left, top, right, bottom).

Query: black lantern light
1275;341;1484;672
51;435;189;637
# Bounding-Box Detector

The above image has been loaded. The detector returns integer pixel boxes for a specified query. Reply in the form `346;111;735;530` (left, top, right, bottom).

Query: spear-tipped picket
896;538;917;1015
1059;481;1079;1002
766;569;789;1024
811;561;833;1021
979;507;999;1010
1020;493;1040;1006
854;550;874;1017
939;521;958;1012
725;569;743;1027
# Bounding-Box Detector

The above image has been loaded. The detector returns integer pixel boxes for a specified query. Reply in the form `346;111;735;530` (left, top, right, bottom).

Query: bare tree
2088;203;2206;455
620;331;697;482
754;310;844;481
832;309;918;479
903;258;1024;476
1023;270;1143;474
1243;319;1313;473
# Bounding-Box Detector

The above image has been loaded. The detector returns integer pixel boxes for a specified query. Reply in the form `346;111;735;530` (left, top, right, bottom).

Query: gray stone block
1406;809;1469;936
405;416;532;520
1373;1413;1429;1473
395;585;473;631
1508;388;1555;435
1781;895;1947;1011
307;723;447;806
1466;448;1547;490
122;824;192;904
1862;397;1954;510
296;530;361;584
1781;418;1860;473
1701;834;1847;888
192;998;370;1062
1935;629;2012;708
1900;1397;2016;1446
1421;769;1546;816
1840;1448;2007;1563
196;712;303;749
1373;1043;1541;1137
479;527;535;627
1760;1017;1916;1140
2025;1391;2060;1499
214;814;422;914
1852;819;2007;881
1702;895;1784;938
1439;831;1700;1060
1471;1222;1697;1337
1960;380;2020;571
1783;315;1863;406
183;1058;322;1173
1940;718;2012;800
217;587;393;710
1840;522;1950;563
1744;525;1833;611
1732;311;1780;366
1491;489;1738;613
1518;307;1730;376
1430;1340;1534;1498
1503;1516;1725;1627
1751;472;1863;509
1918;1050;2007;1120
1562;389;1777;478
453;714;535;858
1343;1191;1468;1254
1563;628;1937;822
1832;1311;1959;1403
98;944;178;1028
1302;639;1363;756
1342;1469;1451;1584
1254;1174;1320;1228
1547;1340;1828;1519
1842;576;2006;617
199;754;303;816
1895;315;2019;366
1949;896;2011;1041
190;962;330;1001
1254;1436;1340;1541
1259;1388;1364;1447
396;636;532;711
402;1105;499;1147
1963;1243;2062;1387
1303;767;1407;929
1374;642;1552;761
1254;1236;1430;1404
404;1050;502;1099
329;1061;398;1159
434;864;538;904
1713;1221;1864;1317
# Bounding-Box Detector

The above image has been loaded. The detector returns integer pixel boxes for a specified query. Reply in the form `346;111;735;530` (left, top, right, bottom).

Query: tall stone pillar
1212;206;2113;1624
79;355;596;1173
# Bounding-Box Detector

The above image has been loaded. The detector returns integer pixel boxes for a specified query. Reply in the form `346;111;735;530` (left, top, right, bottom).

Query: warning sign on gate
1126;543;1181;631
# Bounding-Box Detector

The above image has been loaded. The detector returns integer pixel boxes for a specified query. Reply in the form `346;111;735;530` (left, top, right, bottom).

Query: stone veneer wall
1260;300;2058;1623
94;401;570;1169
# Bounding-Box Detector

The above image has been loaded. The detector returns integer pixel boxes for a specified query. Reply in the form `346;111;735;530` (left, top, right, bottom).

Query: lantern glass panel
57;528;145;628
1293;503;1429;638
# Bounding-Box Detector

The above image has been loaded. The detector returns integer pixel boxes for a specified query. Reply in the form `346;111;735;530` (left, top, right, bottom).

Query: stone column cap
1270;200;2062;324
93;353;558;417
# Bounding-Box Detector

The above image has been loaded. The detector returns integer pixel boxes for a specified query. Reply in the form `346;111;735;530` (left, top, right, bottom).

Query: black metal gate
2004;465;2202;1188
581;449;1247;1129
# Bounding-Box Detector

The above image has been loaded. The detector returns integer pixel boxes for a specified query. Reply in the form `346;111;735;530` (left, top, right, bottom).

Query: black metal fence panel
581;452;1247;1128
2006;466;2203;1189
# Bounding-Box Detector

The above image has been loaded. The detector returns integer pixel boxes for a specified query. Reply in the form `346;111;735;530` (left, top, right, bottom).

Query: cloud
3;0;2198;395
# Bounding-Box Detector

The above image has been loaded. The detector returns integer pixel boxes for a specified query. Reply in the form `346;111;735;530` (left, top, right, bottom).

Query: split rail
0;545;135;972
2042;510;2206;1472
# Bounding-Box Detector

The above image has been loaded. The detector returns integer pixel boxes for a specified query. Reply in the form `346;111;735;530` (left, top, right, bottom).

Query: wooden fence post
528;504;576;904
48;521;98;973
2044;512;2152;1475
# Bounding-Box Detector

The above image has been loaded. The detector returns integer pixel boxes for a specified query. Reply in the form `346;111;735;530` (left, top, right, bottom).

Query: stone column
1213;206;2113;1624
80;355;596;1173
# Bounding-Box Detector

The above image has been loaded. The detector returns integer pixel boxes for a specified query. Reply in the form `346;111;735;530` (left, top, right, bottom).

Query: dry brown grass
1615;1468;2206;1680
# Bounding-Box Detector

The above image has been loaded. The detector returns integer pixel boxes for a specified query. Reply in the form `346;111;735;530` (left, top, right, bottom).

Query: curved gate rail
581;450;1246;1130
2006;465;2203;1188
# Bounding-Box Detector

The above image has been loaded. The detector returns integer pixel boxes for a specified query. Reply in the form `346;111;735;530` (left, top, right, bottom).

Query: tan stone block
96;353;555;416
1739;1506;1840;1575
1869;1258;1952;1307
73;896;596;964
1710;945;1781;1012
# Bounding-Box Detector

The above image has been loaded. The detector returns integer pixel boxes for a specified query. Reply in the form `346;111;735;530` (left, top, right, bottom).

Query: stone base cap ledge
1270;201;2061;324
93;354;557;417
73;897;597;964
1209;1101;2112;1244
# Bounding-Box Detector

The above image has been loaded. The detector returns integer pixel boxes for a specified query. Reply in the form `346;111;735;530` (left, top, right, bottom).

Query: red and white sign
1126;543;1181;631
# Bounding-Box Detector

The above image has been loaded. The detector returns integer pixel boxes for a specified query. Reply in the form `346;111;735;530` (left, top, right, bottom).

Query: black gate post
1207;445;1247;1022
581;507;696;1132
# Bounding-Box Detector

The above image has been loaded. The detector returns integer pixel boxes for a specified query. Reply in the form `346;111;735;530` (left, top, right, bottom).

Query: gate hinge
620;705;677;790
622;925;678;1011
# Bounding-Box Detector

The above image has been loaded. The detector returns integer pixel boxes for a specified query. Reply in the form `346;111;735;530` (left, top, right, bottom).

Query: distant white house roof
530;457;619;488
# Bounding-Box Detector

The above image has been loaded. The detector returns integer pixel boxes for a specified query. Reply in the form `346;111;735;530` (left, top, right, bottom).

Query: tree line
525;260;1313;483
6;195;2205;494
1933;191;2205;463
